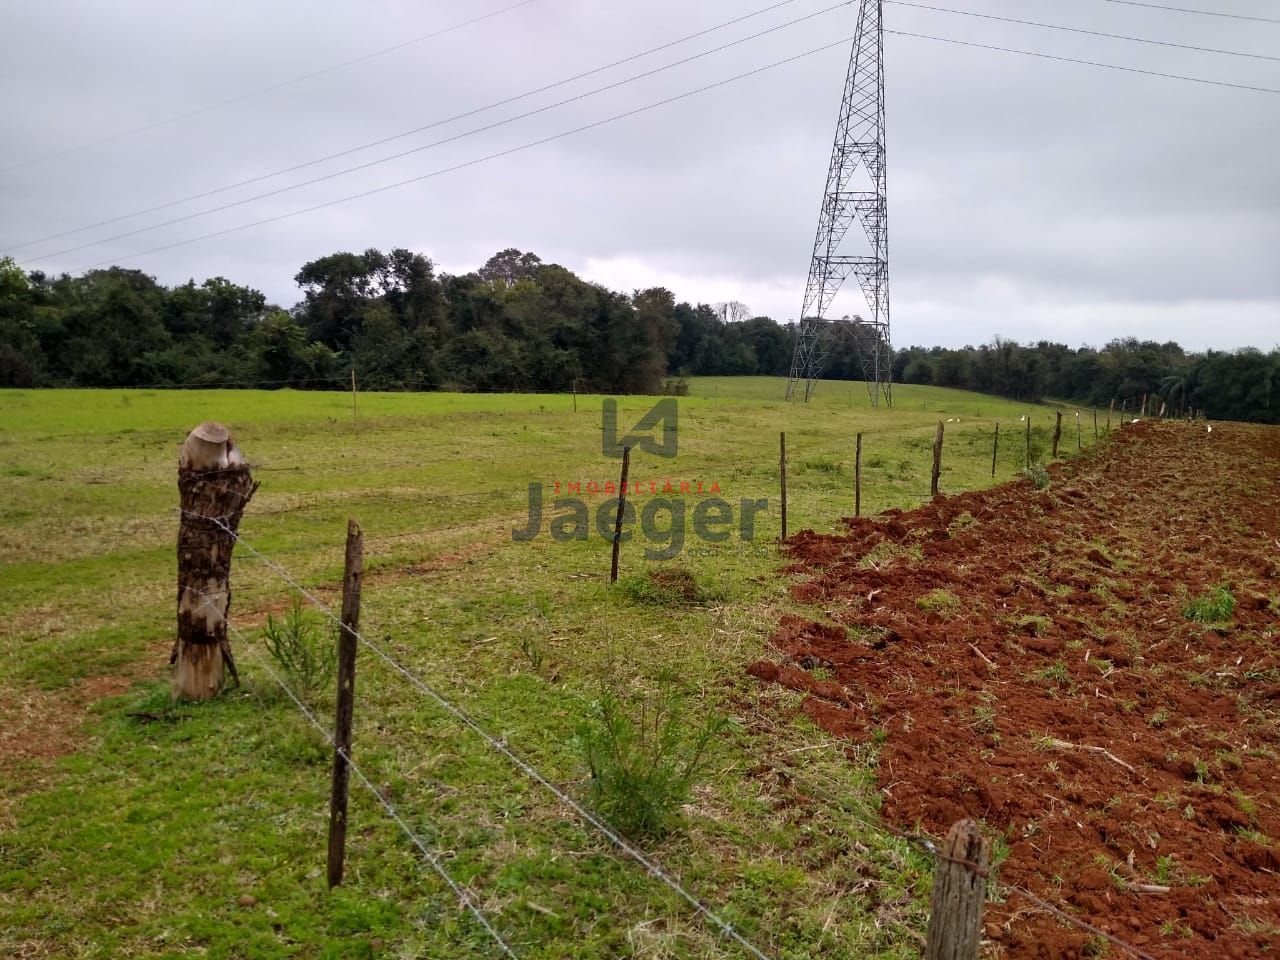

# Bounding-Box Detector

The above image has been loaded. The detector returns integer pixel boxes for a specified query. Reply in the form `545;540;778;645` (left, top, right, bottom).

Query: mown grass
0;378;1100;959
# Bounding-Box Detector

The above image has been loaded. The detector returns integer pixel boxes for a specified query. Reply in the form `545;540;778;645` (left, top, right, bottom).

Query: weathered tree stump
173;421;257;701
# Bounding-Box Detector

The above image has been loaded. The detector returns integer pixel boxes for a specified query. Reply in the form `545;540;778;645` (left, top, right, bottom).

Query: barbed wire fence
167;495;1164;959
129;409;1205;956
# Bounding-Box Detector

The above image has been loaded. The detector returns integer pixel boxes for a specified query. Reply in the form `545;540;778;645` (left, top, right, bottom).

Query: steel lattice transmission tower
786;0;892;406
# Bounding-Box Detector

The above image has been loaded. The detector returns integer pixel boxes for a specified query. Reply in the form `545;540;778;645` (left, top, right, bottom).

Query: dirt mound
751;422;1280;958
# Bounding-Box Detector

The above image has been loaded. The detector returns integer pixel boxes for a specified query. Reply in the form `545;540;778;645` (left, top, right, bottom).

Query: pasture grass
0;378;1098;959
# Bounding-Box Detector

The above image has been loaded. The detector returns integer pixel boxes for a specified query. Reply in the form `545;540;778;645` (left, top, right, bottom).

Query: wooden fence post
990;423;999;478
1107;398;1114;433
855;432;863;518
924;819;990;960
1076;411;1082;450
779;432;788;541
1024;416;1032;467
1093;408;1099;440
351;367;358;430
174;421;258;701
1052;410;1062;458
931;421;944;497
610;447;631;583
327;519;364;888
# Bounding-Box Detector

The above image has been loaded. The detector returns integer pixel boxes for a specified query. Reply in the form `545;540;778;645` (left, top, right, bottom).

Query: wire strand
887;1;1280;62
190;510;775;960
23;2;854;266
76;36;856;271
5;0;805;254
0;0;539;174
180;526;1158;960
1100;0;1280;25
886;29;1280;94
228;622;520;958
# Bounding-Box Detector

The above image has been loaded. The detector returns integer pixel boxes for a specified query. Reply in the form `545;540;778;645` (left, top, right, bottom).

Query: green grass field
0;378;1103;959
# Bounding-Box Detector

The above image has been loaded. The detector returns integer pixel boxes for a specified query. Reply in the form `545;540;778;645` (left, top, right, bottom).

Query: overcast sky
2;0;1277;351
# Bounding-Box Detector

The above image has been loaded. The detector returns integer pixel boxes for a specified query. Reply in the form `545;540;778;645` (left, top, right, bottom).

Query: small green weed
915;588;961;617
1183;583;1235;624
1083;934;1111;957
261;599;336;698
1023;463;1050;490
519;635;545;673
970;705;997;734
1018;614;1051;636
577;682;729;841
1035;662;1072;687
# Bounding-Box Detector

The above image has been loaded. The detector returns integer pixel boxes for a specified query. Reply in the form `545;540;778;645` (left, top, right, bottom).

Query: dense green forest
1;247;1276;424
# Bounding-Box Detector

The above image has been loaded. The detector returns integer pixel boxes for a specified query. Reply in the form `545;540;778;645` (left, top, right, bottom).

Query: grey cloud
2;0;1276;351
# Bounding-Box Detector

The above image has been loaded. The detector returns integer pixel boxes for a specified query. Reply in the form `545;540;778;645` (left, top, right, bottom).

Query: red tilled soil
749;421;1280;958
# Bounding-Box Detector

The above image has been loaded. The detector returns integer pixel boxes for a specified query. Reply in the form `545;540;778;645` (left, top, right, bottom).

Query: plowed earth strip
750;422;1280;959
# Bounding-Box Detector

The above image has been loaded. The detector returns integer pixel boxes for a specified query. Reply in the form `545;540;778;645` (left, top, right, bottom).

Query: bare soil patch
0;671;142;774
750;422;1280;958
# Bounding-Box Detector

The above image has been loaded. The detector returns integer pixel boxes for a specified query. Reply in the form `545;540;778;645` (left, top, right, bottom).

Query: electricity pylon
786;0;892;406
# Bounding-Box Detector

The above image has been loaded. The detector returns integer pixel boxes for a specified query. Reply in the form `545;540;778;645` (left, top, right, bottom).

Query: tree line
1;247;1276;424
891;338;1280;425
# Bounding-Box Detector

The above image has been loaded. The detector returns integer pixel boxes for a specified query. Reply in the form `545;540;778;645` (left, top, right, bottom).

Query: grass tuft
1183;583;1235;624
576;682;728;841
614;568;722;607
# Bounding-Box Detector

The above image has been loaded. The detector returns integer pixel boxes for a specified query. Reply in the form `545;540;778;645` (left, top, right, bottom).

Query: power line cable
5;0;806;254
1099;0;1280;25
74;35;858;271
20;2;853;267
886;29;1280;94
54;24;1278;274
887;1;1280;61
0;0;539;174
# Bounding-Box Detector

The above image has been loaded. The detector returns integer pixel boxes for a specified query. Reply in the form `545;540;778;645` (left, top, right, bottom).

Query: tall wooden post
1024;416;1032;467
174;421;258;701
931;421;944;497
328;519;364;888
610;447;631;583
1076;410;1082;450
572;378;578;414
854;432;863;518
1107;398;1114;433
991;423;999;478
924;820;990;960
1093;408;1099;440
779;432;788;542
1052;411;1063;458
